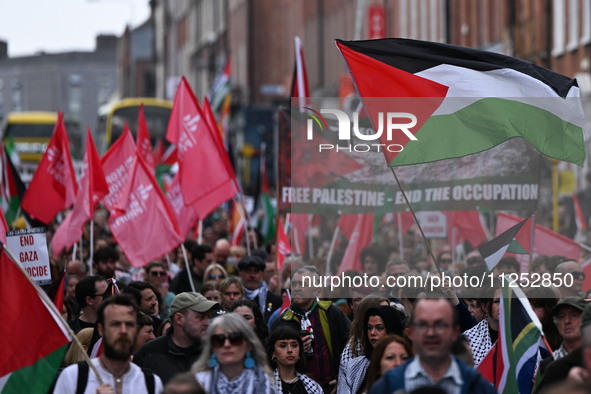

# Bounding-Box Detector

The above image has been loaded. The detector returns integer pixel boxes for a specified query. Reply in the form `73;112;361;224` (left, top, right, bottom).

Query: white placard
415;211;448;238
6;227;51;285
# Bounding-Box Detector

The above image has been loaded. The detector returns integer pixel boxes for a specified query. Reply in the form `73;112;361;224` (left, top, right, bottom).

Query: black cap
237;256;266;271
551;297;587;316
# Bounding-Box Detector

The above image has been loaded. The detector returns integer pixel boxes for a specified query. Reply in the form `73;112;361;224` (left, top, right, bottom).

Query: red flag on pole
277;217;291;271
21;112;77;224
446;211;490;248
52;129;109;253
166;172;198;239
137;104;156;169
101;125;136;214
203;96;236;182
0;208;8;244
166;77;235;219
109;153;182;267
337;214;374;274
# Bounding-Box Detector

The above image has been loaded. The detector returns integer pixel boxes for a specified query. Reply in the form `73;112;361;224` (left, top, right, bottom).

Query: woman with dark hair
231;299;269;344
365;335;413;391
463;280;502;366
266;326;323;394
526;286;561;350
337;306;404;394
341;295;391;367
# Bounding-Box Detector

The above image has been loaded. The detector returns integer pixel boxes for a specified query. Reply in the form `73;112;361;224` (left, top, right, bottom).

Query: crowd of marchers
39;208;591;394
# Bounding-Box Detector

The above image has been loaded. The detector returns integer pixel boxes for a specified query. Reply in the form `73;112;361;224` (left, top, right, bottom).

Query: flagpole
325;224;340;276
397;212;404;260
197;220;203;245
1;243;104;385
72;243;77;267
529;214;535;270
308;214;314;260
390;167;442;275
79;237;83;267
451;226;456;275
580;243;591;253
293;227;302;256
180;244;196;292
89;220;94;273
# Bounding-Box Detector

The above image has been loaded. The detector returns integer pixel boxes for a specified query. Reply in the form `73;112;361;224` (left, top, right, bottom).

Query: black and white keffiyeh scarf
337;356;370;394
195;365;274;394
273;369;323;394
340;339;363;367
464;317;493;366
244;280;269;314
288;298;319;333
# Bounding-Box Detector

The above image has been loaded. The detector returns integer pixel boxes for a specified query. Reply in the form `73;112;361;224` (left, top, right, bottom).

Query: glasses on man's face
93;292;107;298
412;321;451;334
571;272;586;280
439;259;452;264
210;274;224;279
211;332;245;348
150;271;166;277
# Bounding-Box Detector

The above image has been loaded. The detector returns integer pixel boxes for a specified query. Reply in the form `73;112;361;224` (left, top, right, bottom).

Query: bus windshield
111;105;172;144
4;123;55;138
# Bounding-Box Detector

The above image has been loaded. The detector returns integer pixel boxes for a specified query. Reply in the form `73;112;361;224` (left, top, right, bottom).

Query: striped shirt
404;356;463;394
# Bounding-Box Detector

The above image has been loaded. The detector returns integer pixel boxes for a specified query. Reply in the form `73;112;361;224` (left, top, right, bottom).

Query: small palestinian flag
0;248;71;393
336;38;586;167
479;216;531;271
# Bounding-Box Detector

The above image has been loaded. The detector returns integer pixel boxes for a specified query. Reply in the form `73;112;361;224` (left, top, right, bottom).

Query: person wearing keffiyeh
266;326;323;394
270;266;351;393
238;256;283;323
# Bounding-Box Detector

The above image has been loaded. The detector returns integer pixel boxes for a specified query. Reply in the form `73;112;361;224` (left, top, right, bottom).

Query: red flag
338;214;361;239
277;217;291;271
21;112;77;224
166;172;198;239
446;211;490;248
166;77;235;218
337;214;374;274
101;125;136;214
0;208;8;244
52;129;109;253
279;289;291;315
108;153;182;267
496;212;579;272
290;213;309;255
291;36;310;111
137;104;155;169
159;144;178;166
153;139;165;165
230;201;245;247
46;271;66;313
203;96;236;182
394;212;414;236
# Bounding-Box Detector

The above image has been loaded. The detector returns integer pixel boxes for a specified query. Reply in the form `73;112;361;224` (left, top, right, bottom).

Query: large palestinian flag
336;38;586;167
0;248;72;393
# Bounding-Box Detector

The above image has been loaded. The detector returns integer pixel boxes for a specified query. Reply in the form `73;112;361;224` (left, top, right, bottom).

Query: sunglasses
572;272;586;280
210;274;224;279
211;332;245;348
439;259;452;264
150;271;166;277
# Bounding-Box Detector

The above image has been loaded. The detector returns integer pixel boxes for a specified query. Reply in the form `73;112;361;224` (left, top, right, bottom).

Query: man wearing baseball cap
534;298;590;393
133;292;218;385
238;255;282;322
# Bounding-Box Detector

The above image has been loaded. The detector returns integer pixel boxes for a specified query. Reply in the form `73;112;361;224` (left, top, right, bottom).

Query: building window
567;0;579;51
410;0;418;39
11;78;22;112
68;74;82;121
552;0;566;56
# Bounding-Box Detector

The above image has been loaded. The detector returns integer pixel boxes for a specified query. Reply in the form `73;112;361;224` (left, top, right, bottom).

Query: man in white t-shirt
54;294;163;394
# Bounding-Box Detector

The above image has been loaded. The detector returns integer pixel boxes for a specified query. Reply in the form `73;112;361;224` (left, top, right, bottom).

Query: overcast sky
0;0;151;57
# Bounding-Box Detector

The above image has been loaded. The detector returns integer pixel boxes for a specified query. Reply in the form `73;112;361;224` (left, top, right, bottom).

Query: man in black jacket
170;244;214;293
133;292;218;385
238;255;282;322
270;265;351;392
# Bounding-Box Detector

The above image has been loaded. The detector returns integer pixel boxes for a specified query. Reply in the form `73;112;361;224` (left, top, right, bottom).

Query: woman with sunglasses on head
145;261;174;319
192;313;274;394
266;326;323;394
231;299;269;345
337;306;403;394
204;264;228;285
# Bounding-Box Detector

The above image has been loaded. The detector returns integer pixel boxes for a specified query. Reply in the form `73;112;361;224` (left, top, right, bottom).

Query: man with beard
133;292;218;385
54;294;163;393
123;281;163;329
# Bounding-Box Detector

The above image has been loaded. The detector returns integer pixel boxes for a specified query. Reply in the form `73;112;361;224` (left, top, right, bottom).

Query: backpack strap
76;361;89;394
141;368;155;394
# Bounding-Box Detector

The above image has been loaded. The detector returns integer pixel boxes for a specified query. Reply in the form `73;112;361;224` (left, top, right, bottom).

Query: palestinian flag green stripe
390;97;585;166
0;344;68;394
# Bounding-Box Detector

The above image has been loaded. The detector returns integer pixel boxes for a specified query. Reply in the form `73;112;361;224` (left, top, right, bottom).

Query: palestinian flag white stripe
416;65;584;126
